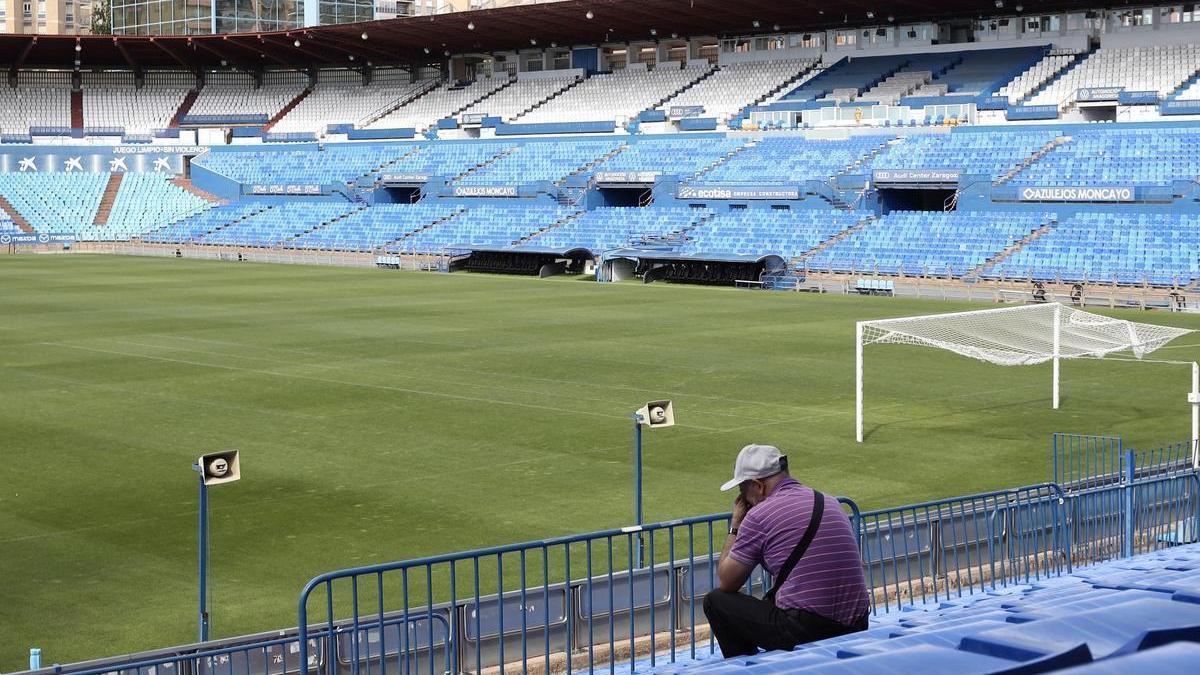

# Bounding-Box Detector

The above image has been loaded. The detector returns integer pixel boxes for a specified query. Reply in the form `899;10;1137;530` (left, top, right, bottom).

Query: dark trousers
703;589;868;658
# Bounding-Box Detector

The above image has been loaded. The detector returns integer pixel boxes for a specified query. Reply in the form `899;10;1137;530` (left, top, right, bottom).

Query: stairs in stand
995;136;1071;186
966;217;1058;280
358;79;444;129
93;173;125;226
513;210;584;246
0;195;35;233
170;177;227;204
449;146;518;183
263;87;313;132
792;215;876;267
691;141;757;181
170;90;200;128
280;205;369;247
385;208;466;252
70;90;84;129
516;76;585;120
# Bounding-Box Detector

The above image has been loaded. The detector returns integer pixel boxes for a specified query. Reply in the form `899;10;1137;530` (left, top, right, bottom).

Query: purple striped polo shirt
728;477;869;625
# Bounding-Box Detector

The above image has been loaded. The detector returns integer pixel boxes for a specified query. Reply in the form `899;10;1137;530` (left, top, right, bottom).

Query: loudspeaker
198;450;241;486
635;400;675;429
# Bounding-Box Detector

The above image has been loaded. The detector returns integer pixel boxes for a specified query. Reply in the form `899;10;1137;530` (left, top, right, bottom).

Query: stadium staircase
384;208;466;250
690;141;758;181
646;66;719;113
1169;70;1200;102
557;144;628;187
514;76;587;120
513;210;586;245
358;146;426;185
845;137;900;175
280;204;369;246
0;196;34;233
1018;46;1095;106
356;78;443;129
169;177;227;204
449;146;519;183
153;203;274;241
92;173;124;226
263;87;313;132
792;215;877;269
445;76;518;122
994;136;1073;186
743;61;822;113
169;90;200;128
643;543;1200;674
965;217;1059;280
70;90;84;129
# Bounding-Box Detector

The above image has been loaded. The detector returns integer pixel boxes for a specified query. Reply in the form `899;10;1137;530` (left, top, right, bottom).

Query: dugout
600;250;786;286
462;247;595;277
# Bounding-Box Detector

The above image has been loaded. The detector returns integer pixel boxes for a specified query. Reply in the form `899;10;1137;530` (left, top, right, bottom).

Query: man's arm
716;496;755;592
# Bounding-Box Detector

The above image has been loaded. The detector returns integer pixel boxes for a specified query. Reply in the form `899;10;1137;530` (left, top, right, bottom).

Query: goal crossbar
855;303;1197;459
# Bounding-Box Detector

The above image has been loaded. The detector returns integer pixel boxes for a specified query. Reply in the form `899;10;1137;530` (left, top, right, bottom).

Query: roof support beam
113;38;140;74
10;37;37;75
150;38;201;76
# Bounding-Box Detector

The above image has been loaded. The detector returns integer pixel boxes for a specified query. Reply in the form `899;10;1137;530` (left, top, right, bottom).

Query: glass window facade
111;0;364;34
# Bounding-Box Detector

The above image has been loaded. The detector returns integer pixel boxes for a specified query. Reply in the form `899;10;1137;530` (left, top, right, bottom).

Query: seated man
704;444;869;657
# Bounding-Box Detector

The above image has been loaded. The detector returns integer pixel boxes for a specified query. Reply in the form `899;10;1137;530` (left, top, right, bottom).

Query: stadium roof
3;0;1104;72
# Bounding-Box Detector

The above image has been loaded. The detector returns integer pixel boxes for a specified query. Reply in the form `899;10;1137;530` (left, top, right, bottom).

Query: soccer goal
855;303;1198;462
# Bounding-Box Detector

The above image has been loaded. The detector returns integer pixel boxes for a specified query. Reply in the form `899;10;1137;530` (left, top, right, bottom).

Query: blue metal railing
27;467;1200;675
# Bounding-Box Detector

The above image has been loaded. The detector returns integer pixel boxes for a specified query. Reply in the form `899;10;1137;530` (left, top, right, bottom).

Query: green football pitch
1;254;1198;670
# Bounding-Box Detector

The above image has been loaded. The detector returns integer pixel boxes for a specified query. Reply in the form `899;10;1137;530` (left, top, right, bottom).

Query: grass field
1;254;1197;670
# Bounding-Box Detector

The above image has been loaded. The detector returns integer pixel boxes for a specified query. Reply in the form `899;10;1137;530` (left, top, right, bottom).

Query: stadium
5;0;1200;672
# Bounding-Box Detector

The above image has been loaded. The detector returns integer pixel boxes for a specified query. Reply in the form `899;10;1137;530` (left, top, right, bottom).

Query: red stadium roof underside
3;0;1105;72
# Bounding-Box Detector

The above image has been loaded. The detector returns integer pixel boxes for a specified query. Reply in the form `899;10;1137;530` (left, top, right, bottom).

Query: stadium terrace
4;0;1200;674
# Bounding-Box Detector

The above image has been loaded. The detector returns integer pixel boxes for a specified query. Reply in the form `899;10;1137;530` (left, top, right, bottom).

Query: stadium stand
80;72;194;135
287;203;466;251
657;60;818;120
857;53;963;104
524;206;713;252
457;72;584;123
640;543;1200;674
77;174;212;241
143;202;274;244
0;173;106;233
986;212;1200;286
194;144;416;185
593;137;746;178
517;62;713;124
1025;44;1200;107
697;136;891;183
1006;127;1200;187
910;46;1045;97
0;72;71;133
806;211;1056;276
454;139;622;185
376;141;513;180
997;51;1083;104
864;129;1064;182
367;76;510;130
187;72;309;122
391;204;579;252
196;202;358;247
270;69;436;134
683;208;869;260
777;54;912;103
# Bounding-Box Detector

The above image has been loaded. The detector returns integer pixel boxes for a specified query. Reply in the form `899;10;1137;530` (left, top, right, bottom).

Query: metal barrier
856;483;1069;614
1052;433;1124;487
25;470;1200;675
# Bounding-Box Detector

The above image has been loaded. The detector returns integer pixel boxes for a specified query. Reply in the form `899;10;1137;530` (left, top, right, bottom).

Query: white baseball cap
720;444;787;491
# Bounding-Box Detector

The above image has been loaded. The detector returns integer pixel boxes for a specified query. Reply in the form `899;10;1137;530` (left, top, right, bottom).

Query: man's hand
731;495;750;529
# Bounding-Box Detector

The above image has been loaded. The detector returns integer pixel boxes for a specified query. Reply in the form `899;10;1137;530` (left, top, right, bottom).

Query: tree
90;0;111;35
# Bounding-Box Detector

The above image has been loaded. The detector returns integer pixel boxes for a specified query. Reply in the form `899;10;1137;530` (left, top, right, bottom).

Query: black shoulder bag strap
766;490;825;606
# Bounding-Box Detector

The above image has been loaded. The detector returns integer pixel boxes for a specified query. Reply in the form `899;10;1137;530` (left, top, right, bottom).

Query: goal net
855;303;1195;444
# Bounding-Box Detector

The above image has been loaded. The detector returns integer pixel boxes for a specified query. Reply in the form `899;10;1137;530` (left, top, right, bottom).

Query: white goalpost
855;303;1198;465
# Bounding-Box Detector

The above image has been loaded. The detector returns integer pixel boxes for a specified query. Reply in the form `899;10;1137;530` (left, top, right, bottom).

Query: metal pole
855;321;864;443
633;416;644;567
1191;362;1199;470
1123;450;1134;559
196;467;210;643
1052;304;1061;410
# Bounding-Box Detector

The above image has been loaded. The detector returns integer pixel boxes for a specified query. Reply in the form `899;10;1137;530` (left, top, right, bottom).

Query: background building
0;0;93;34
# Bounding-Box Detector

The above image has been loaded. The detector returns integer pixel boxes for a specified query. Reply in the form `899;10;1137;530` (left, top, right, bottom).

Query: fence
26;469;1200;675
1053;433;1196;488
